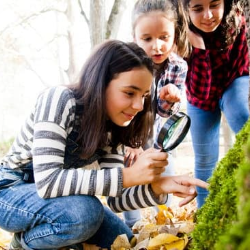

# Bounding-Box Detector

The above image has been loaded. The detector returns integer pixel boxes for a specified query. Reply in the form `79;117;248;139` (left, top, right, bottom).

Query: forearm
107;184;168;213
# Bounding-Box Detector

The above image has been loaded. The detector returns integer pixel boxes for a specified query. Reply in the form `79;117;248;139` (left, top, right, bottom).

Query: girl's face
188;0;224;32
106;67;152;127
133;11;175;65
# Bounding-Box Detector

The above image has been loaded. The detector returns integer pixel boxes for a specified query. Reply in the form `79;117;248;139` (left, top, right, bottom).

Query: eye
161;35;170;41
191;6;203;12
125;91;134;97
189;4;203;13
142;37;152;42
210;2;221;9
143;93;150;99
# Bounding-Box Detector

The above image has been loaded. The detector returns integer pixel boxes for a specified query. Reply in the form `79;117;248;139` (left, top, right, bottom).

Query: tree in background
0;0;131;142
77;0;127;48
67;0;128;82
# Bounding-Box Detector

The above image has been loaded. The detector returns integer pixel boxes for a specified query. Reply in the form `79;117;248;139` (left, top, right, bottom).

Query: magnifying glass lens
163;116;188;147
157;112;191;152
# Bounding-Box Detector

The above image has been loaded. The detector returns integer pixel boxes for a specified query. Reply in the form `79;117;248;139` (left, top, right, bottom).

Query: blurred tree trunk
66;0;127;82
89;0;105;47
78;0;127;48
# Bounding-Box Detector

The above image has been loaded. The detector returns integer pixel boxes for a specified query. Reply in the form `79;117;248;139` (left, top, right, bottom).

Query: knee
56;196;105;240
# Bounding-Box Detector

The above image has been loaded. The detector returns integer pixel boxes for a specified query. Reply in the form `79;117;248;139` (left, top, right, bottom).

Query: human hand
124;146;144;167
151;175;209;207
159;84;181;103
122;148;168;187
187;29;205;50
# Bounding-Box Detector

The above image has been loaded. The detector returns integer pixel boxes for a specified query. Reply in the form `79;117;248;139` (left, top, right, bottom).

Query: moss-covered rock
190;119;250;250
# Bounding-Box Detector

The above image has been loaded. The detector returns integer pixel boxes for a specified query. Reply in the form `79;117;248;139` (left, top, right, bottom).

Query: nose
132;97;144;111
152;39;162;51
203;8;213;19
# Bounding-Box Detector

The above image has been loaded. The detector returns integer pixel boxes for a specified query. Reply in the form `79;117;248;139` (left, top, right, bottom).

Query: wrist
151;181;163;197
149;183;168;203
122;167;137;188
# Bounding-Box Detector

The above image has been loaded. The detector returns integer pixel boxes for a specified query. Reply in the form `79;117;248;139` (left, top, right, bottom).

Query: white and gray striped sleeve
98;145;168;212
32;86;124;199
107;184;168;213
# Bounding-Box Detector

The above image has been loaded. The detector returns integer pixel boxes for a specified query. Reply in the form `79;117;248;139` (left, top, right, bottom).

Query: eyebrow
125;85;150;94
141;31;170;36
189;0;220;8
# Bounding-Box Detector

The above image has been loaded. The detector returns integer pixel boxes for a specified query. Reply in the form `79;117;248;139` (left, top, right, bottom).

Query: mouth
202;21;215;28
153;54;163;58
152;54;165;63
123;112;136;120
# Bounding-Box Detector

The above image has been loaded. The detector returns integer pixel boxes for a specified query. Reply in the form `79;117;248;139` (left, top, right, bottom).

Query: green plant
190;119;250;250
0;138;14;158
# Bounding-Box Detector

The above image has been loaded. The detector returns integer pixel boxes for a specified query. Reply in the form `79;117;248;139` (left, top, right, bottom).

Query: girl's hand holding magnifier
123;148;168;187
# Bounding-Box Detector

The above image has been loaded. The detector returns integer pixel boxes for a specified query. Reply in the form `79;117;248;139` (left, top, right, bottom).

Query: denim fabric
0;130;133;249
0;166;25;189
187;76;249;208
0;183;132;249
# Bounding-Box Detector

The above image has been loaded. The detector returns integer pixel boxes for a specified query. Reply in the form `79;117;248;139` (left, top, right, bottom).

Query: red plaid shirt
185;16;249;111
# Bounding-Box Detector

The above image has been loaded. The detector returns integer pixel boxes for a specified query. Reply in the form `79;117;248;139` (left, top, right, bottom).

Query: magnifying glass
124;112;191;167
156;112;191;152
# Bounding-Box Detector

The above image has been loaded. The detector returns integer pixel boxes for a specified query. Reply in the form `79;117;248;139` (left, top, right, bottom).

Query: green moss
190;119;250;250
215;128;250;250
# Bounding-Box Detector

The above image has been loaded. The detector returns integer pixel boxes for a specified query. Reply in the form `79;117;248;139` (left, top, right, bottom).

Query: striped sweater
1;86;167;212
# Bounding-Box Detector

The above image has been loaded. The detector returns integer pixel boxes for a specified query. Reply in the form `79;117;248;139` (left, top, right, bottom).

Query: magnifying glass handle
124;153;131;167
153;142;166;152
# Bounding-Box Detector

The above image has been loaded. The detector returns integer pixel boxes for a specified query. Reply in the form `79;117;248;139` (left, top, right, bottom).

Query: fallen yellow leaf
156;205;174;225
137;223;159;243
111;234;131;250
147;233;188;250
148;233;179;249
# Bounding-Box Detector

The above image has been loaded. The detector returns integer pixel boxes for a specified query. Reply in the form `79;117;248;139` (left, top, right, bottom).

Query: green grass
0;138;14;158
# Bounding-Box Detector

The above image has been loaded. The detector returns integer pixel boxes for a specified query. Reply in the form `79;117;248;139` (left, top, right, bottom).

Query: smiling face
133;11;176;65
188;0;224;32
105;66;153;127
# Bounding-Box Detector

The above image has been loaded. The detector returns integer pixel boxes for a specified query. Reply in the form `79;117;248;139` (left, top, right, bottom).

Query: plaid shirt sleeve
156;53;188;117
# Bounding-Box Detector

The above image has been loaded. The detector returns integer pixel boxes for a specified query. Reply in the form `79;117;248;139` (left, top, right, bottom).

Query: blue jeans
122;152;175;227
187;76;249;208
0;180;133;249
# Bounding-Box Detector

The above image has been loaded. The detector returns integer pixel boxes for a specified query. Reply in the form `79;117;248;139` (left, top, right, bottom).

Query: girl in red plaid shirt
182;0;249;207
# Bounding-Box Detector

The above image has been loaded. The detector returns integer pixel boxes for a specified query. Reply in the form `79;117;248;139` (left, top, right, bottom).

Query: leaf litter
0;198;197;250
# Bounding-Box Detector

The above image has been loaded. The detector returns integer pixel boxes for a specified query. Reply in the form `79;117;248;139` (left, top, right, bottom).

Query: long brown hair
71;40;154;158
